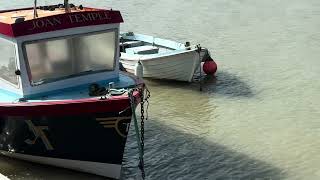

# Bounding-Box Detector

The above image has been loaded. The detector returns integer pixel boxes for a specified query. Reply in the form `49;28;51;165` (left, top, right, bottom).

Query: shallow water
0;0;320;179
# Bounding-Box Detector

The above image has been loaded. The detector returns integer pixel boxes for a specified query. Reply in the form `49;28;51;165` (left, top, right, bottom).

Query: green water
0;0;319;179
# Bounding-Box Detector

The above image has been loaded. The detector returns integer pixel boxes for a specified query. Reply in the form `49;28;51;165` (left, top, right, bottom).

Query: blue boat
0;3;148;179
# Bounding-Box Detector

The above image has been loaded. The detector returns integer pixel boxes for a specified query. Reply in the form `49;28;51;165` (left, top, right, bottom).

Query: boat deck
0;73;136;103
120;40;176;55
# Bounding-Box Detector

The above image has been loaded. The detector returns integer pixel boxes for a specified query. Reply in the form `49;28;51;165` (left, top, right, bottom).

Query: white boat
120;32;216;82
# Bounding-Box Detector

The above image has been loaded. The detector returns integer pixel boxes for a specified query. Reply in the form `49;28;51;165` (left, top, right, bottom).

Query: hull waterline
0;151;122;179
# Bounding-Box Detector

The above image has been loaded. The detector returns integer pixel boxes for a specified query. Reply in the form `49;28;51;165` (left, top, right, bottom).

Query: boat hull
0;89;142;179
121;49;205;82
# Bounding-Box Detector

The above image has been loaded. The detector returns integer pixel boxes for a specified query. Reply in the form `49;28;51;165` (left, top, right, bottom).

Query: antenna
64;0;71;13
33;0;38;18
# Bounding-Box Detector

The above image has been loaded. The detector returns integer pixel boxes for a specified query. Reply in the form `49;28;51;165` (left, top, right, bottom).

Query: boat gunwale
120;48;198;61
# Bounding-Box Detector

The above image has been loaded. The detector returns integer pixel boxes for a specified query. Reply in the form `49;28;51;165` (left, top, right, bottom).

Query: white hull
0;151;122;179
121;49;205;82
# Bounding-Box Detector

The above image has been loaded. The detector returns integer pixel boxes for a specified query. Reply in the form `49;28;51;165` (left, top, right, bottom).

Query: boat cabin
0;5;124;102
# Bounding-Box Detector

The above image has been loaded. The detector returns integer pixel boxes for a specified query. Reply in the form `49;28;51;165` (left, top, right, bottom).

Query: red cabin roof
0;6;123;38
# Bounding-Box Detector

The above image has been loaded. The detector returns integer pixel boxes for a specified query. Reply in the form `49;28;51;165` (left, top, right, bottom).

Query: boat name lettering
29;12;111;31
29;17;62;30
68;12;111;23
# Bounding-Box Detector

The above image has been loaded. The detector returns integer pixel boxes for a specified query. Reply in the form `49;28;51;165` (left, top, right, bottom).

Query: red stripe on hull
0;91;140;116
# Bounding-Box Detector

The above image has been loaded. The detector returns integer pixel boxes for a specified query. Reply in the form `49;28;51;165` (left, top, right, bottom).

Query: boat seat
125;45;159;55
120;41;144;48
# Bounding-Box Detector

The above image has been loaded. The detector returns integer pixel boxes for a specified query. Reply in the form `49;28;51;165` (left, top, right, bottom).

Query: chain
140;86;151;151
128;86;151;179
128;89;144;179
139;88;145;179
144;88;151;121
140;89;145;153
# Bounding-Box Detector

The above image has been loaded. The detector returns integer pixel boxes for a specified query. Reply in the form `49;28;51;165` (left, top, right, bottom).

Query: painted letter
25;120;54;151
74;14;83;23
52;17;62;25
103;12;112;20
29;21;37;30
35;20;45;28
90;13;99;20
81;14;90;22
45;19;54;27
68;15;76;23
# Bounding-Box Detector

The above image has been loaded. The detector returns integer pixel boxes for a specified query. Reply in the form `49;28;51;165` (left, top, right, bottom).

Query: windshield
24;30;116;85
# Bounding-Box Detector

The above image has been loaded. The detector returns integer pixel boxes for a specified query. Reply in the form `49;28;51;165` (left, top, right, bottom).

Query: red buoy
203;57;217;75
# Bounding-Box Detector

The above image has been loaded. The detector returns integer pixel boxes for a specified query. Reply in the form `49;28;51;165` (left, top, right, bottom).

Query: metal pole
64;0;70;13
196;45;203;91
33;0;38;19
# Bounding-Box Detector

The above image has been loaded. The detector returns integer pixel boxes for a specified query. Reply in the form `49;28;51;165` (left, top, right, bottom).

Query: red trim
0;23;14;37
0;8;123;37
0;91;141;117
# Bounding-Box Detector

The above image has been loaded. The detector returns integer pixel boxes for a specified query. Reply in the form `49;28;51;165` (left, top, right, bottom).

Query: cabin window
0;38;18;86
23;30;116;85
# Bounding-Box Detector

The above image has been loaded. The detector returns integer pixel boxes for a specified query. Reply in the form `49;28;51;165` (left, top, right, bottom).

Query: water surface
0;0;319;179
